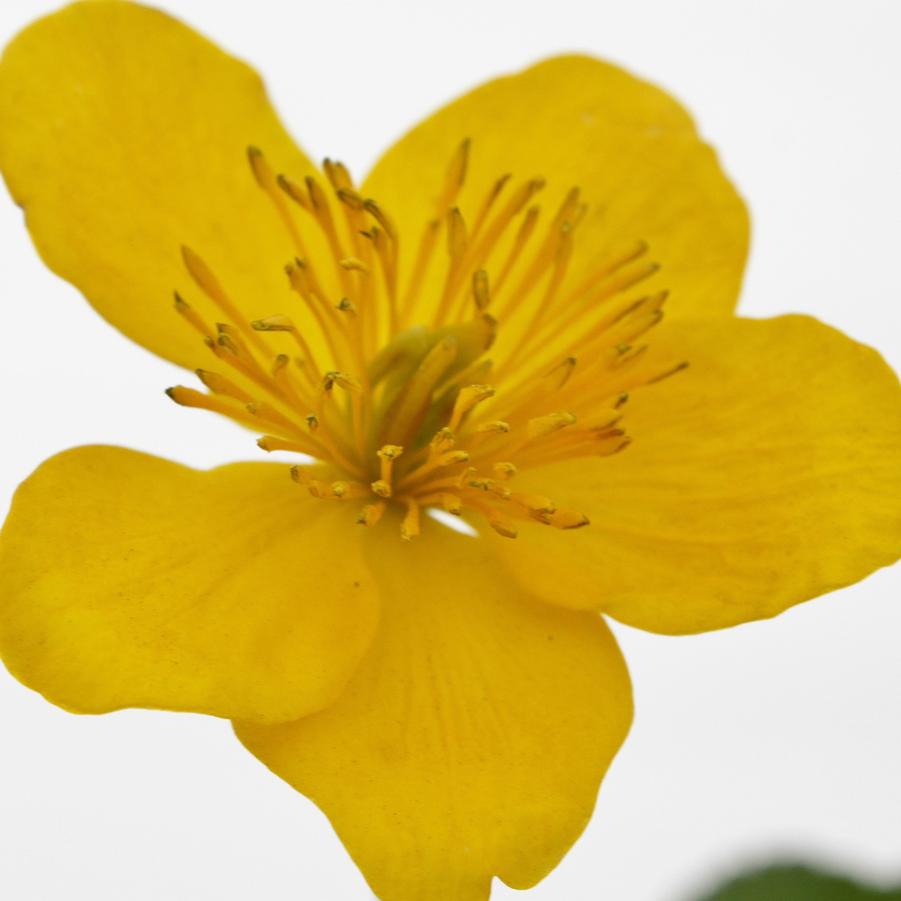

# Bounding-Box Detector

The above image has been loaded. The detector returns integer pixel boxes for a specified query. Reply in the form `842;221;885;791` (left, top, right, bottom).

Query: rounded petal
0;1;317;368
0;446;378;724
236;520;631;901
364;54;749;323
488;315;901;634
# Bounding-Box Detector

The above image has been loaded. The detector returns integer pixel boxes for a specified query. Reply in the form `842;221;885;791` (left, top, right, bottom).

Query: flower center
167;142;685;539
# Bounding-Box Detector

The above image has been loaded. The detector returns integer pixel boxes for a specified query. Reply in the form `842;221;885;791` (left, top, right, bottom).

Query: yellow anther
304;174;330;211
449;383;495;431
377;444;404;461
329;481;369;500
464;476;510;500
357;502;386;527
306;479;331;499
166;385;221;409
245;400;299;434
472;269;490;310
336;297;357;314
544;356;577;390
336;187;365;210
438;449;470;467
246;145;275;190
173;292;213;337
251;314;295;331
323;158;353;192
512;492;558;515
371;479;392;499
486;511;518;539
443;138;471;198
616;345;650;368
447;207;468;259
429;427;455;456
290;465;311;485
339;257;370;273
439;493;463;515
305;414;319;431
583;409;624;431
546;508;591;530
476;420;510;434
284;260;311;292
298;478;365;501
214;328;242;357
260;436;315;454
194;369;252;403
526;411;577;440
180;246;267;352
168;386;299;441
323;371;363;392
645;361;690;385
276;173;310;210
492;461;518;480
363;199;398;242
400;498;421;541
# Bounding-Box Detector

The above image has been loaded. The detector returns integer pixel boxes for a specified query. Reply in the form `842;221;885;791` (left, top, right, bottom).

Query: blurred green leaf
696;863;901;900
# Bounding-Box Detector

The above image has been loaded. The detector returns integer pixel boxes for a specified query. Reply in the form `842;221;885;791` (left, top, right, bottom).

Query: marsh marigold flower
1;2;900;899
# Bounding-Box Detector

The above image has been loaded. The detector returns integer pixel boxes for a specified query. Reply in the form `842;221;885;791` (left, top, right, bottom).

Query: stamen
476;420;510;433
492;461;517;480
493;204;540;293
247;147;317;276
469;173;511;240
448;384;495;432
276;173;311;211
471;269;491;311
441;138;470;206
545;508;591;530
526;411;577;440
407;491;464;515
173;291;214;338
181;246;269;355
323;158;353;192
168;138;684;540
372;444;404;498
251;314;322;388
195;368;253;403
400;497;421;541
357;501;386;527
167;385;300;439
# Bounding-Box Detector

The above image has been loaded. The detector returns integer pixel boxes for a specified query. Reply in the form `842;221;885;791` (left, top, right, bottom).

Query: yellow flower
0;2;899;899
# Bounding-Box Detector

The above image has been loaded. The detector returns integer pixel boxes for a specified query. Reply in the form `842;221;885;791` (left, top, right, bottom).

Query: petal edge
0;446;379;724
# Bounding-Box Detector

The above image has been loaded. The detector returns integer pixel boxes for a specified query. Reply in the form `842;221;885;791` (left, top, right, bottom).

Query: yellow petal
236;520;631;900
488;315;901;634
0;446;378;724
364;54;749;324
0;1;317;369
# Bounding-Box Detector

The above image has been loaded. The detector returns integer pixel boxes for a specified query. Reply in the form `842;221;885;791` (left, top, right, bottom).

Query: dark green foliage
696;863;901;901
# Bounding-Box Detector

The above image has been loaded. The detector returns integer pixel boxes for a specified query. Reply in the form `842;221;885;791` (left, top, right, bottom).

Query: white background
1;1;900;899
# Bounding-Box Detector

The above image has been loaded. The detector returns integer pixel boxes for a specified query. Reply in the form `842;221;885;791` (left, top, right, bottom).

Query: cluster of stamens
167;140;685;539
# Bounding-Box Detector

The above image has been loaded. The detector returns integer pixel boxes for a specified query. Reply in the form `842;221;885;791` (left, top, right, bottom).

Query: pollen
167;141;686;539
